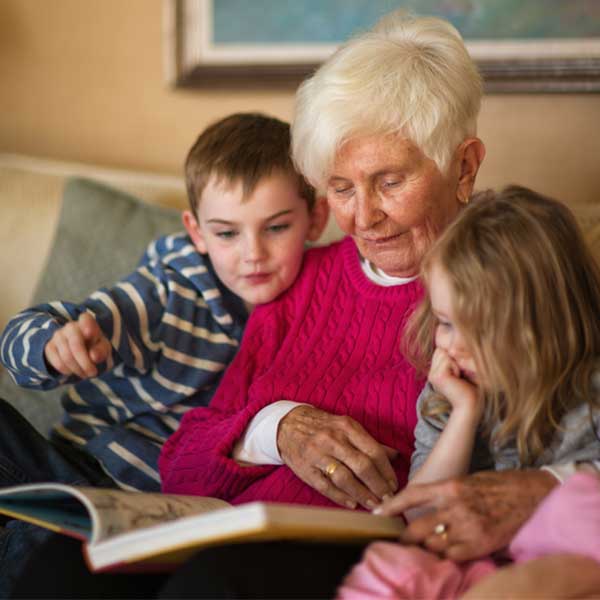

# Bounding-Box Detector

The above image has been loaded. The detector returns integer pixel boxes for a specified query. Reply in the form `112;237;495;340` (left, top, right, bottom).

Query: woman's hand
276;405;399;510
428;347;481;419
375;470;558;561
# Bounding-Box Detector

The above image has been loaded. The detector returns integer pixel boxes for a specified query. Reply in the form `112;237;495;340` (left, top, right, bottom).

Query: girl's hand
428;348;481;418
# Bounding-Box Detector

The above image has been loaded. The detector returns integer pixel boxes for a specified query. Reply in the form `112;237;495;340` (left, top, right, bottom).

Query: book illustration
0;484;229;543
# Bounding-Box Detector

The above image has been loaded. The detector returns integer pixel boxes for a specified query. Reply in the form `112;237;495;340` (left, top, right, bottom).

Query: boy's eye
215;230;237;240
266;223;290;234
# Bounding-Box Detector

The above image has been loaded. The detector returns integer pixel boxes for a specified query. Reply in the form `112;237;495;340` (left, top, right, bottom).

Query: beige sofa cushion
0;174;188;433
0;155;189;331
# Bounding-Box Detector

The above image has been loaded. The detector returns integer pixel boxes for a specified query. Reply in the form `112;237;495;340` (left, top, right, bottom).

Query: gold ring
324;461;339;478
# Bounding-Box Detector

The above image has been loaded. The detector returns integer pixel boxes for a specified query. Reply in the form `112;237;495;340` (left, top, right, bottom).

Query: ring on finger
324;461;339;478
433;522;448;541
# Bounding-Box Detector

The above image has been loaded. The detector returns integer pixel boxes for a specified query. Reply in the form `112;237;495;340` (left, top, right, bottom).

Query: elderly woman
158;11;484;510
11;11;565;599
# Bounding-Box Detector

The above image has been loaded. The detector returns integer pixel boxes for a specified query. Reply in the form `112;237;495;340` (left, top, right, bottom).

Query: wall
1;0;599;204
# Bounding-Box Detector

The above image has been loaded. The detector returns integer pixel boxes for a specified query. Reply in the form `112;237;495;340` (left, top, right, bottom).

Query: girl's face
428;261;480;385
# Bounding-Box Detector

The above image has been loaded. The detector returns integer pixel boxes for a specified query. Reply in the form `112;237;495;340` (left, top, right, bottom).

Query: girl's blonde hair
404;185;600;465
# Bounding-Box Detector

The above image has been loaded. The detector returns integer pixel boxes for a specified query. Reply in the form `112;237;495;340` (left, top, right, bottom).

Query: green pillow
1;177;182;435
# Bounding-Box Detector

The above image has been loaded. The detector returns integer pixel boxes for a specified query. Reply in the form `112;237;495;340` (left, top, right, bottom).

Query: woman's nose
355;190;384;230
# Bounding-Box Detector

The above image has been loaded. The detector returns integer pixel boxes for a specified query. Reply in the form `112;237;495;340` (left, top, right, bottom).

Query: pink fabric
338;473;600;599
509;471;600;563
159;238;424;506
338;543;495;600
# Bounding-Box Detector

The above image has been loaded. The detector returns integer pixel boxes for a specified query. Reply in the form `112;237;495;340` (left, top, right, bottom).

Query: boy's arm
0;303;77;388
0;251;172;389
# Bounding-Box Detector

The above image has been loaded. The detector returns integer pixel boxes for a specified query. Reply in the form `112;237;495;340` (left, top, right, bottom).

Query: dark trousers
12;535;366;599
0;397;114;597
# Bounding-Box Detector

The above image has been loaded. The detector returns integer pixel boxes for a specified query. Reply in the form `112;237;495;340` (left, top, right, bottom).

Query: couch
1;153;600;436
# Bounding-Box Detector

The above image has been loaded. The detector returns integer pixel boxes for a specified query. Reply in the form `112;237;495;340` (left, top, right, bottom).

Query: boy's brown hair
185;113;316;215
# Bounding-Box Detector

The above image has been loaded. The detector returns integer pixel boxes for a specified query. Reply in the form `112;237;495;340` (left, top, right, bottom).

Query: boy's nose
244;236;266;262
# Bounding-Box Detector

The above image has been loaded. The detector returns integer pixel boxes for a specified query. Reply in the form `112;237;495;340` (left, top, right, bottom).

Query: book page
0;483;230;545
78;489;231;544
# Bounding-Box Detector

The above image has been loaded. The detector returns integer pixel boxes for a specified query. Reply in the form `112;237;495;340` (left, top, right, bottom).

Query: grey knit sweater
410;381;600;478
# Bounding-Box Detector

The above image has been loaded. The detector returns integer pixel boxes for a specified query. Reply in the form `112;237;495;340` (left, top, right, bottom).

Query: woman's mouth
362;233;405;246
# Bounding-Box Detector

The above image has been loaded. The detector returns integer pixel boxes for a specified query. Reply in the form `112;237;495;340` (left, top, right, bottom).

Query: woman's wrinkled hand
375;470;558;561
276;405;399;510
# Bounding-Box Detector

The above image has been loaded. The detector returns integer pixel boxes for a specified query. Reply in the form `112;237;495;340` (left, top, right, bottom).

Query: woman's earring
459;195;470;205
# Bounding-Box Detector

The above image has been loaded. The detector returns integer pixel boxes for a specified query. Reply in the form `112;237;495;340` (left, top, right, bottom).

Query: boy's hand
44;312;111;379
428;348;480;418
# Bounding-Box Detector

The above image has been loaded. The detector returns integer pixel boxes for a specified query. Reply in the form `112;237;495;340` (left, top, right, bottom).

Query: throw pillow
1;177;182;435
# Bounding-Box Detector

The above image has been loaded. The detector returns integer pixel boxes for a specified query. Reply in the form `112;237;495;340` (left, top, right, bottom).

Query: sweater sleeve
159;300;286;499
0;254;172;390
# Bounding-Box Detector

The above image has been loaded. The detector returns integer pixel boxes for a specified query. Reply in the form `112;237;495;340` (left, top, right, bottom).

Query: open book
0;483;405;573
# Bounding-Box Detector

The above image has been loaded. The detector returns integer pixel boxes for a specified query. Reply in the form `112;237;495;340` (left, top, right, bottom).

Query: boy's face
184;172;326;310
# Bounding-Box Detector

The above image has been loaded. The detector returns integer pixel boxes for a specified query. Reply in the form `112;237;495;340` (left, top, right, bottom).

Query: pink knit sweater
160;237;424;507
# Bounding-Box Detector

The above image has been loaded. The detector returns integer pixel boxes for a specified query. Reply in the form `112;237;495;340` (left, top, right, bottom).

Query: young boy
0;112;327;594
1;112;328;491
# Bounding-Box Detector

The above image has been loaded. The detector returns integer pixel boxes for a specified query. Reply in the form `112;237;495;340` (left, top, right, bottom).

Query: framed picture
164;0;600;92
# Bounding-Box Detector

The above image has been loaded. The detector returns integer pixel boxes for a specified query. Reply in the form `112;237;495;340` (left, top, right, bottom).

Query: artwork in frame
163;0;600;92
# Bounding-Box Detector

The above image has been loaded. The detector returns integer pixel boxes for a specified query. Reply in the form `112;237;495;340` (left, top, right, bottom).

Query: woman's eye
332;185;354;196
382;179;401;189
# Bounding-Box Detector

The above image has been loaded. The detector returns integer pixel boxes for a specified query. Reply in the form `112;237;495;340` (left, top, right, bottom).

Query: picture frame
163;0;600;92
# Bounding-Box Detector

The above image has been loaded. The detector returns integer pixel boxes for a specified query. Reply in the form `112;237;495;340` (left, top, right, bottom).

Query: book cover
0;483;405;573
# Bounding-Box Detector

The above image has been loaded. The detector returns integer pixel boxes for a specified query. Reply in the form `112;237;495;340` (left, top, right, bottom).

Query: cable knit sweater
160;237;424;507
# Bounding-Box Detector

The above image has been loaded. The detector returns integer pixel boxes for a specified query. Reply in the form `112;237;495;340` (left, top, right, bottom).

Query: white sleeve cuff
541;461;600;483
232;401;307;465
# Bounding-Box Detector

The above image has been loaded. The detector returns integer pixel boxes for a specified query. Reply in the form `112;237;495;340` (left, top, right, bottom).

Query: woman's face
326;135;463;277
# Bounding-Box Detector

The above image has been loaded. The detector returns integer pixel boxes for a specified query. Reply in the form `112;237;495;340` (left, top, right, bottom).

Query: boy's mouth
244;272;272;285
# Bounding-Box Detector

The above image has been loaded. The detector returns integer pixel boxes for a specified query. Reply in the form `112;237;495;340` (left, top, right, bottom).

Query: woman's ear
182;210;208;254
456;138;486;203
306;197;330;242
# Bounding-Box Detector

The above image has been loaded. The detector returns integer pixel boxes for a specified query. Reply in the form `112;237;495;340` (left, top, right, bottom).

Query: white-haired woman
159;10;486;514
11;11;562;599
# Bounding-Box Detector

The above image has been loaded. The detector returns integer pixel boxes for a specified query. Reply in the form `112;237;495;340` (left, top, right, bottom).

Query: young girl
338;185;600;600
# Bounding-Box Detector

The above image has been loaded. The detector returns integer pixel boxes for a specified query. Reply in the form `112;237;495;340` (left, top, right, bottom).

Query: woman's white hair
292;11;482;193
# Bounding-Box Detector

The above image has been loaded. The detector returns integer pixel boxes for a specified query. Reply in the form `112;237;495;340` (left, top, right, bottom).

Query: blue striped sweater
0;233;247;491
